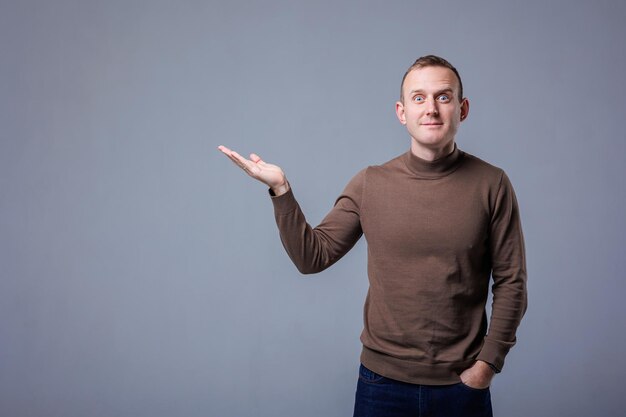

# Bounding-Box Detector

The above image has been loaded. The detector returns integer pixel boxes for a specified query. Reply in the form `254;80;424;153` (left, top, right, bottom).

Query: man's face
396;66;469;156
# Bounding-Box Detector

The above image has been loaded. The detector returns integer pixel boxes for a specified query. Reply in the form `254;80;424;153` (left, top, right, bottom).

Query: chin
416;138;446;147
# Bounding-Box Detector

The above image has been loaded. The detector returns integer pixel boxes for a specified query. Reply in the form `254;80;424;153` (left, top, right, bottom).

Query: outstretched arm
217;145;290;196
218;144;364;274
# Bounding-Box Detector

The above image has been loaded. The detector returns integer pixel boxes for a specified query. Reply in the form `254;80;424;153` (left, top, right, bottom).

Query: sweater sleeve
268;169;365;274
476;171;528;372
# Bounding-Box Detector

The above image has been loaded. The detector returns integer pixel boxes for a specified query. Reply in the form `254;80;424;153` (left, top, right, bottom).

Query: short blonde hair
400;55;464;103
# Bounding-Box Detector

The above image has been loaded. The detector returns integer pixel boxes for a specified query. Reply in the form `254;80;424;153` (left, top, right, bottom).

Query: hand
459;360;495;389
217;145;290;196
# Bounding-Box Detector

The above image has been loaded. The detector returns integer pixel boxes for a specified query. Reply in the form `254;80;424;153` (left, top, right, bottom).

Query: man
218;55;527;417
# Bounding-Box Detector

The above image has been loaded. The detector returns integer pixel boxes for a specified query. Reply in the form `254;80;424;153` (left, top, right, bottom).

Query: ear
395;101;407;125
460;98;470;121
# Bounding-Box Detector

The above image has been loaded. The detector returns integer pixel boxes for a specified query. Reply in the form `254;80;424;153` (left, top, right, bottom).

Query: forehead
403;66;459;93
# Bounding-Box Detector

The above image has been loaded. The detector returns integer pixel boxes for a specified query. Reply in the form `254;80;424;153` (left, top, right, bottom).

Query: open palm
217;145;287;190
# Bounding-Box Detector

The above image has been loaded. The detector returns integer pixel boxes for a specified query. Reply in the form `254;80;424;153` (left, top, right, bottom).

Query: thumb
250;153;263;163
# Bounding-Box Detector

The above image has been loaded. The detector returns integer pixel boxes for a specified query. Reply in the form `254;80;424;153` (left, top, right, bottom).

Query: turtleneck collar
403;143;465;179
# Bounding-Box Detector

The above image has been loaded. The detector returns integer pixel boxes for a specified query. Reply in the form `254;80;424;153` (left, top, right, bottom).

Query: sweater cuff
267;184;298;215
476;338;509;373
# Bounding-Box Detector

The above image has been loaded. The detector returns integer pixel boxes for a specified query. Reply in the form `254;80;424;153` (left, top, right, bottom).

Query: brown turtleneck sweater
269;145;527;385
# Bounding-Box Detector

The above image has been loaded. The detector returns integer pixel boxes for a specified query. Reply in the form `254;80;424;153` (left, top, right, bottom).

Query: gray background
1;0;625;416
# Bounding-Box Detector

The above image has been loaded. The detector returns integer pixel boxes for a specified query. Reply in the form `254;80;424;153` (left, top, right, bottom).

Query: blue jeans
353;364;493;417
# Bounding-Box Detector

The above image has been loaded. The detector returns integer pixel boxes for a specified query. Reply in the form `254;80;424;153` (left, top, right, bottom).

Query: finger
250;153;268;166
230;150;248;163
220;148;240;164
231;152;258;174
219;146;246;167
217;145;233;155
225;153;241;166
222;151;249;171
218;147;257;175
230;150;249;166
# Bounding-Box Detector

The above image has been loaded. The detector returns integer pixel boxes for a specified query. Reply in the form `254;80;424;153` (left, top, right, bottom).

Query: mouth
421;122;443;126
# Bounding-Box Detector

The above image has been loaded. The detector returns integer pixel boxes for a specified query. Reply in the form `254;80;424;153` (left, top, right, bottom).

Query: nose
426;97;439;116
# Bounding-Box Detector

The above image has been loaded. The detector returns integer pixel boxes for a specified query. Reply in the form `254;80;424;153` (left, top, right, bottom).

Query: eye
437;94;450;102
412;95;425;103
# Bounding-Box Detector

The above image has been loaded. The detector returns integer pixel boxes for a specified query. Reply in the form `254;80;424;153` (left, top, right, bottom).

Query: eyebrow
409;88;454;96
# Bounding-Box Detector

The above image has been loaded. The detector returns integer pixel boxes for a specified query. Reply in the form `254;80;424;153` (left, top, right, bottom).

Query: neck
410;140;455;161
